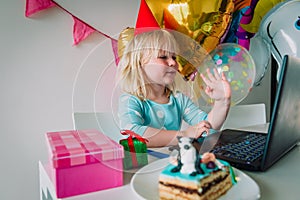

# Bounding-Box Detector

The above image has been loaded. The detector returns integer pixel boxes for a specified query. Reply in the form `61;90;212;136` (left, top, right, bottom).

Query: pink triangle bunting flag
111;38;120;66
72;16;96;45
25;0;56;17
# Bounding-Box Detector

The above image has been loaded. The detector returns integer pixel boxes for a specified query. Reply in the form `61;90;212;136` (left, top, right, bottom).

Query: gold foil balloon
160;0;234;53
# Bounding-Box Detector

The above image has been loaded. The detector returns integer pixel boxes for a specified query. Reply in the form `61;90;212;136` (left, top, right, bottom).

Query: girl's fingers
206;68;217;81
198;128;209;138
221;72;227;80
191;121;212;138
213;68;221;80
200;73;211;86
198;121;212;128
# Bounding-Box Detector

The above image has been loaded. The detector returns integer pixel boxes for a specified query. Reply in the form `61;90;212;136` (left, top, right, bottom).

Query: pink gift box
46;130;124;198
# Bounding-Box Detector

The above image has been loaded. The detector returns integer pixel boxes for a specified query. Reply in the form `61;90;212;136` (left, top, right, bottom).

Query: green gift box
119;130;148;169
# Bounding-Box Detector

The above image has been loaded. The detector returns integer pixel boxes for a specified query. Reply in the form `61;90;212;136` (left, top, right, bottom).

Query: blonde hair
117;29;180;100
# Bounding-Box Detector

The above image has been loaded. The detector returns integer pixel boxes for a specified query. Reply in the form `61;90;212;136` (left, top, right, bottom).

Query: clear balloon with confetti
196;43;256;108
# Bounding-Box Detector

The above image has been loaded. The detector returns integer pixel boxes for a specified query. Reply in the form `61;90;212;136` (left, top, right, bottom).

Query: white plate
131;158;260;200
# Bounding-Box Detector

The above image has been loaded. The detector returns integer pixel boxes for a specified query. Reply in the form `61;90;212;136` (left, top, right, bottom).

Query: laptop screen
262;55;300;170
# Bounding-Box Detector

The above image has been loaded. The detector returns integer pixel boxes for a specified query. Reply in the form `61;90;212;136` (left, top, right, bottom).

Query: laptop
198;55;300;171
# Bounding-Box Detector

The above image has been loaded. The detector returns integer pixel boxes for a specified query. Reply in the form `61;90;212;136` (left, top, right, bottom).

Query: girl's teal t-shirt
118;92;208;136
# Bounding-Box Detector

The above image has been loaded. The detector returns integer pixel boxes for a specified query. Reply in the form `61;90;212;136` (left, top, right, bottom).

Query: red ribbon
121;130;149;144
120;130;148;168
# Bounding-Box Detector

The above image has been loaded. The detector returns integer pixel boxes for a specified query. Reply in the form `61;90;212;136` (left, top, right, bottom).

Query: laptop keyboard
211;133;267;163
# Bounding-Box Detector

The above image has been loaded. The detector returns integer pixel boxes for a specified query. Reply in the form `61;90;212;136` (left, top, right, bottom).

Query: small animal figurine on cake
170;137;204;176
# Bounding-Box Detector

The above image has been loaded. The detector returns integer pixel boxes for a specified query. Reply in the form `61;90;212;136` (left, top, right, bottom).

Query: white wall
0;1;270;200
240;63;271;121
0;1;137;199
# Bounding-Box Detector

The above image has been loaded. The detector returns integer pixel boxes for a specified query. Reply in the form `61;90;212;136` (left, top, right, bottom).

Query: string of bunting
24;0;119;65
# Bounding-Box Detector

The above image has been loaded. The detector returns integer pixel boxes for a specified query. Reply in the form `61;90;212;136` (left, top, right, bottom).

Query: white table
245;146;300;200
39;125;300;200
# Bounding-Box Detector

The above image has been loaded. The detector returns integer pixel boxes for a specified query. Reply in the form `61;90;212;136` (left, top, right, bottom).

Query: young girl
117;29;231;147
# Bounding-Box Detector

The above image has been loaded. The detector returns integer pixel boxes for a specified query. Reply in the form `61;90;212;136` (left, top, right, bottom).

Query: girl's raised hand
200;68;231;101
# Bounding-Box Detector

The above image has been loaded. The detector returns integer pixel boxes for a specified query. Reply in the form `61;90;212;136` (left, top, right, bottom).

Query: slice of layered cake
159;137;236;200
